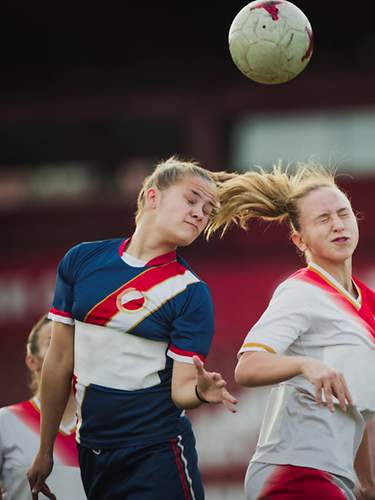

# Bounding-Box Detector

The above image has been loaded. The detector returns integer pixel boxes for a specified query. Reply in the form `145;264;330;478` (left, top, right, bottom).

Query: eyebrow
313;207;349;221
190;189;217;208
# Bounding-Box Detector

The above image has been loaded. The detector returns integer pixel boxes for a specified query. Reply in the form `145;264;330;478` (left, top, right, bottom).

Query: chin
175;232;200;247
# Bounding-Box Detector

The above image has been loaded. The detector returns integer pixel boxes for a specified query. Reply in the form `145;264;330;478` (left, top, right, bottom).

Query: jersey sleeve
238;278;312;356
48;244;82;325
167;282;214;364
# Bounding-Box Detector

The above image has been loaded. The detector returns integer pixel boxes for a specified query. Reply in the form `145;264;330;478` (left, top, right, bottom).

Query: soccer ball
228;0;313;84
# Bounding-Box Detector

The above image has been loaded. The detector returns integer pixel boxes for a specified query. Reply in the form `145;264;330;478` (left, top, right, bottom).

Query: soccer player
208;164;375;500
27;156;238;500
0;315;85;500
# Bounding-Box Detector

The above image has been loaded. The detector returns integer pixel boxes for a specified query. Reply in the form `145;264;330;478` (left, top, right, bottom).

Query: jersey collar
119;237;177;267
307;261;362;310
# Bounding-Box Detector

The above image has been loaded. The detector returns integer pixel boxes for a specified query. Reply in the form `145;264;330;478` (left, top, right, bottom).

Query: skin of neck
126;217;177;262
310;255;355;295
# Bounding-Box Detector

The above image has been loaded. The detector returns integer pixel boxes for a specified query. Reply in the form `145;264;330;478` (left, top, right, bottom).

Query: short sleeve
167;282;214;364
238;278;312;357
48;245;82;325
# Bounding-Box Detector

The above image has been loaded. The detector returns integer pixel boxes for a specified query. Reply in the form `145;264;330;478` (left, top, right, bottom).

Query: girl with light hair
209;163;375;500
28;156;237;500
0;315;86;500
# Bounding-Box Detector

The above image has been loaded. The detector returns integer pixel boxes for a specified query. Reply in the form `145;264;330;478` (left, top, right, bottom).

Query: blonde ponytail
207;162;337;237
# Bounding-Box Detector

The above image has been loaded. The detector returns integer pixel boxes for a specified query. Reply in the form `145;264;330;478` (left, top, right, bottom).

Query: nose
332;214;345;231
191;205;204;220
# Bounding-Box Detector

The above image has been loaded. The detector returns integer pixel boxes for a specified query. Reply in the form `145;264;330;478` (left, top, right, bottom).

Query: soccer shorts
78;429;204;500
244;462;356;500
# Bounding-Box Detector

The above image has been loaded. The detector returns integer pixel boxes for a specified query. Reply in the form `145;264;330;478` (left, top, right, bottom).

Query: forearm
172;376;202;409
39;346;73;454
235;351;305;387
355;427;375;490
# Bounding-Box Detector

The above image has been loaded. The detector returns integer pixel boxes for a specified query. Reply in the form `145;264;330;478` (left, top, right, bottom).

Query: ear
291;231;307;253
25;354;42;373
144;187;158;209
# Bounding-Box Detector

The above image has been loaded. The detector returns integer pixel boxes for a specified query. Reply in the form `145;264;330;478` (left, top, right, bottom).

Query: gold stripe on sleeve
241;342;276;353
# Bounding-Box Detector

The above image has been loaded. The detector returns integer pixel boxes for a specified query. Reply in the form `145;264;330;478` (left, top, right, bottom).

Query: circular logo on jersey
116;287;146;312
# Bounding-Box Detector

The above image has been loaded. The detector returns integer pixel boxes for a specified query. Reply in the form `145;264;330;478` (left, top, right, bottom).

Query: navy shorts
78;430;204;500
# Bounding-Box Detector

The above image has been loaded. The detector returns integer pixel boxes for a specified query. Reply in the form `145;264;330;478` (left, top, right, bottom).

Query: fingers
192;355;205;376
317;372;352;413
340;374;353;406
315;381;322;407
331;376;347;412
322;378;334;412
222;388;238;413
40;483;57;500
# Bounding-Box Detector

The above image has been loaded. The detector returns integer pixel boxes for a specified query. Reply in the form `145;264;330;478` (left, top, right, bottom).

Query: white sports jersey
238;262;375;487
0;398;86;500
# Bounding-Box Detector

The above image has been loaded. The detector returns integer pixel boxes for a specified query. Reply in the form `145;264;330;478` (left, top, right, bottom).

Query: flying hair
206;161;338;237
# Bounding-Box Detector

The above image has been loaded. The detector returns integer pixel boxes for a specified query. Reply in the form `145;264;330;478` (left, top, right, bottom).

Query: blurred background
2;2;375;498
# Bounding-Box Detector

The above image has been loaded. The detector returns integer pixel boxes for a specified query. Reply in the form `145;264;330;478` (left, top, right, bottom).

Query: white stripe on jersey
167;350;194;364
48;312;74;325
74;320;169;391
107;270;200;331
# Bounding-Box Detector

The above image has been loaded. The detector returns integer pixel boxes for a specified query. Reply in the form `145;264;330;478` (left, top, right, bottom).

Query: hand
192;356;238;413
27;451;56;500
359;483;375;499
300;357;353;412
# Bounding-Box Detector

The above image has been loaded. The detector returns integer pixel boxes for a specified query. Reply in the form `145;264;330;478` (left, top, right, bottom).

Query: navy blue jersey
48;237;214;449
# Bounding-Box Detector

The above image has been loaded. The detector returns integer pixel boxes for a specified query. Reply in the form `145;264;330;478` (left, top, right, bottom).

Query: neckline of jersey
307;261;362;310
118;237;177;267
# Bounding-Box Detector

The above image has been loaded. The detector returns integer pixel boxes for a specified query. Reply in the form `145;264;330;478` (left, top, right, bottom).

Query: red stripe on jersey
170;438;191;500
9;400;79;467
50;308;72;318
293;268;375;340
85;260;185;326
168;344;205;361
259;465;346;499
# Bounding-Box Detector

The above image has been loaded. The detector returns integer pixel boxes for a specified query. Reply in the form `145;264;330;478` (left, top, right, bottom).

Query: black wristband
195;384;209;404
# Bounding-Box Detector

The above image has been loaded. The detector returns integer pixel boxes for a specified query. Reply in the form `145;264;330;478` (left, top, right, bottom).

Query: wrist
297;356;309;374
195;384;209;404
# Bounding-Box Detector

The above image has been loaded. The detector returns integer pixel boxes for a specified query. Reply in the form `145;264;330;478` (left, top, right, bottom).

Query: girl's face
292;186;359;268
36;322;52;361
150;174;217;248
27;322;52;374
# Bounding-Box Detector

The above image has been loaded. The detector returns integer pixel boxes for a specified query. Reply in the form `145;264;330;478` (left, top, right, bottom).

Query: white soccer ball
228;0;313;84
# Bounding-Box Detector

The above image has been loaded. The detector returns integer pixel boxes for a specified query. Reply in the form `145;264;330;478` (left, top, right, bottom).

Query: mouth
184;221;199;231
331;236;350;244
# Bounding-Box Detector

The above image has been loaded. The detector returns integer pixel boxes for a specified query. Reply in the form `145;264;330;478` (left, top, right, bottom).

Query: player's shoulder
66;237;123;258
60;237;124;269
176;254;209;288
270;268;322;306
275;268;317;292
0;400;28;423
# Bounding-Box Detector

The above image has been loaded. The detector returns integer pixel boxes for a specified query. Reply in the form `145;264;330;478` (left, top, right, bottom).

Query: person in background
28;156;238;500
208;163;375;500
0;314;86;500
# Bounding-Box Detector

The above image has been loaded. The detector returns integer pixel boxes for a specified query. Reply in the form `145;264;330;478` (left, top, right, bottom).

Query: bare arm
355;426;375;499
235;351;352;412
172;356;237;413
27;321;74;499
